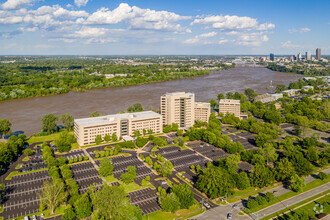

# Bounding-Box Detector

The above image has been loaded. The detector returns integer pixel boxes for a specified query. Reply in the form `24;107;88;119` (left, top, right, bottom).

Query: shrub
84;155;89;160
100;151;105;157
105;150;110;157
78;156;83;162
95;152;100;158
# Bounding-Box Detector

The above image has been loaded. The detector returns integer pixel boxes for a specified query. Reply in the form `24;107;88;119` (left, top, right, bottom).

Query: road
196;168;330;220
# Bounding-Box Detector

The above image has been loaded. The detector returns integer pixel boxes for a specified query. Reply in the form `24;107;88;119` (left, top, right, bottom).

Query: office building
289;56;293;62
282;89;300;97
74;111;162;146
306;52;311;61
160;92;195;128
254;94;273;103
316;48;321;60
270;53;275;61
297;53;302;61
219;99;240;118
194;102;211;123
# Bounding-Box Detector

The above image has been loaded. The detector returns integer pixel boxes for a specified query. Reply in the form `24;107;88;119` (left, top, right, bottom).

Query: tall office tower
316;48;321;60
160;92;195;128
306;52;311;61
270;53;275;61
297;53;302;61
219;99;241;118
293;55;296;61
194;102;211;123
289;56;293;62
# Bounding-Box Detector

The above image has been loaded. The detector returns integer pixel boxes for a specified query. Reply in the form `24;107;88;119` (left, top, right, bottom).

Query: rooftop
74;111;161;126
219;99;240;103
195;102;210;107
162;92;194;97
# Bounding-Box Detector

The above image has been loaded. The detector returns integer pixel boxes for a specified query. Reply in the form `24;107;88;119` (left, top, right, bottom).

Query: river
0;67;299;136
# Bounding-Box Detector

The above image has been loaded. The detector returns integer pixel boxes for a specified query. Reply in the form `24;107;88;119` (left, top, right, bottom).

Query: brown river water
0;67;299;136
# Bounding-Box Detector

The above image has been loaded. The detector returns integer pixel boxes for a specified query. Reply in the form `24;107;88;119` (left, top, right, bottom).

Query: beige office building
74;111;162;146
194;102;211;123
219;99;241;118
160;92;195;128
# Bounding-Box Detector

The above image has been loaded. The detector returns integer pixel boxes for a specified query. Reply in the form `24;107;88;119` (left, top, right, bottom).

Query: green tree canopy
0;119;11;138
99;158;114;177
60;113;74;131
41;114;58;133
171;184;194;209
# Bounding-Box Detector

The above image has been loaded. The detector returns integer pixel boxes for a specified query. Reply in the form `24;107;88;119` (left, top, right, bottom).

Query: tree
217;93;225;101
0;119;11;139
120;166;137;184
62;204;76;220
177;129;183;136
90;111;100;117
274;158;295;182
95;135;102;145
60;113;74;131
306;146;319;162
172;184;194;209
159;162;172;177
224;154;240;174
92;185;142;219
318;172;326;180
255;195;267;205
247;198;258;209
104;134;111;142
145;156;153;166
245;88;257;101
127;103;144;113
133;130;141;137
99;158;114;177
153;137;167;146
210;99;217;108
255;133;271;147
196;166;235;199
23;148;34;156
159;193;181;213
250;164;274;188
56;131;76;152
74;193;92;219
41;114;58;133
289;174;305;192
265;192;275;202
262;144;278;165
112;133;118;142
235;172;250;190
38;179;68;214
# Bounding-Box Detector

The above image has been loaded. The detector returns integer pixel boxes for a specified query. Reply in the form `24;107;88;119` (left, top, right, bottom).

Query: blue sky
0;0;329;55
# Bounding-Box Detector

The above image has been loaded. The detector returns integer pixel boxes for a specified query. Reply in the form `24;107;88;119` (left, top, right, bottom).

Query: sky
0;0;329;55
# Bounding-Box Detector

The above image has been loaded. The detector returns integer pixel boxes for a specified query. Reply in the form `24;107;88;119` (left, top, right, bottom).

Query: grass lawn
244;174;330;214
143;182;155;189
142;203;203;220
71;142;79;150
104;175;118;183
261;190;330;220
120;181;141;193
5;168;48;180
22;156;29;161
27;131;74;144
15;163;23;169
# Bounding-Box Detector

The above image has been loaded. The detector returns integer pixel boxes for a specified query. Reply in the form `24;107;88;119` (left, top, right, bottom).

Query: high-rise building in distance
316;48;321;60
306;52;311;61
270;53;274;61
297;53;302;61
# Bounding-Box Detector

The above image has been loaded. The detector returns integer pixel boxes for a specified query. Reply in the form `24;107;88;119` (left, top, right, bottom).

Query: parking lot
95;155;156;185
70;162;103;194
54;149;86;160
1;170;50;219
156;146;208;172
129;188;161;215
187;141;231;161
227;132;258;150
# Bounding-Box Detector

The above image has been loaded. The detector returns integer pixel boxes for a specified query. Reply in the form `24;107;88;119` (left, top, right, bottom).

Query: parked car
32;215;37;220
203;202;211;209
24;216;29;220
227;213;232;219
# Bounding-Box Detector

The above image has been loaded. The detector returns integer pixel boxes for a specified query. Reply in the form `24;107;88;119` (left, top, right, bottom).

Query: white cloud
83;3;191;33
281;40;300;49
191;15;275;31
236;32;269;46
0;15;22;23
288;27;311;33
218;39;229;44
184;31;217;44
48;38;76;43
74;0;88;8
1;0;38;10
18;26;37;31
68;26;108;38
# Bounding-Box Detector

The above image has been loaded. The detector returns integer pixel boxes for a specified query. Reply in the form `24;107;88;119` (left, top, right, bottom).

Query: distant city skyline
0;0;329;55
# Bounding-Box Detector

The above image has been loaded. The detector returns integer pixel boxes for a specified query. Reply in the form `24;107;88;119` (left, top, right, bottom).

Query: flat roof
195;102;210;107
75;111;161;126
219;99;240;103
162;92;194;97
